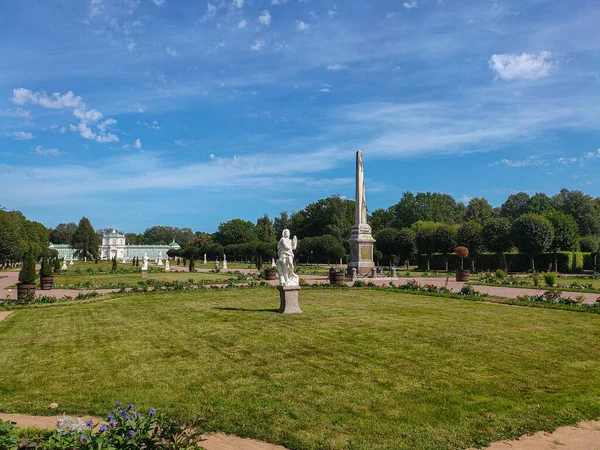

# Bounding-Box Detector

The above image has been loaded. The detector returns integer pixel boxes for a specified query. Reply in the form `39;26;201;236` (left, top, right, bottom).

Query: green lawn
1;289;599;449
471;276;600;293
53;271;248;288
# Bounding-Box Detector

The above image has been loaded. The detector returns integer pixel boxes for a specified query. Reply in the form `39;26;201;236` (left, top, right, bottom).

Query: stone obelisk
348;150;375;275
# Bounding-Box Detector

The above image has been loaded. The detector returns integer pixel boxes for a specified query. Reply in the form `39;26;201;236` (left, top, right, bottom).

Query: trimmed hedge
418;251;592;273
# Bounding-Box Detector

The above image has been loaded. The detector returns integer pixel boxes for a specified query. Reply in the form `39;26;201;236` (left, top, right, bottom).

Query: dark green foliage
0;419;19;450
552;189;600;235
214;219;257;247
71;217;100;261
527;193;555;215
511;214;554;270
296;234;340;264
413;221;438;270
53;257;61;270
112;256;117;272
466;198;493;223
546;211;579;271
188;258;195;272
256;213;276;243
500;192;530;219
18;250;36;283
49;222;77;244
289;194;354;243
457;221;483;271
39;256;52;277
394;192;461;228
370;208;394;233
141;226;193;246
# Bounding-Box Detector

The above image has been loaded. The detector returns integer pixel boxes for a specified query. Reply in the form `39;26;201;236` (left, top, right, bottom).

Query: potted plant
40;255;54;290
17;251;37;301
264;265;278;280
455;246;470;281
53;256;61;275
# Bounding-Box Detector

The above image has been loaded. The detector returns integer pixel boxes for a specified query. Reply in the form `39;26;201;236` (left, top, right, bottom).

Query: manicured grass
471;276;600;294
1;289;599;449
53;271;248;288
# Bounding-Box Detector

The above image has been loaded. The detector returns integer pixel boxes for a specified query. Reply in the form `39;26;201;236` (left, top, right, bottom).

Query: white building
49;230;181;261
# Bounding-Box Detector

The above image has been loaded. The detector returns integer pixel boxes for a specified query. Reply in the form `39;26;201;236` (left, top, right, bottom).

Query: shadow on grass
214;307;279;313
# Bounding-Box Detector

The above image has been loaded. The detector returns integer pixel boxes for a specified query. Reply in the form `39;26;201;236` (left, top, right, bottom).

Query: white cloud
403;0;418;9
10;131;34;140
132;103;146;113
327;64;348;71
150;0;166;5
90;0;104;17
73;107;103;122
271;0;287;4
134;138;142;149
251;39;265;51
12;88;84;109
296;20;309;31
165;46;179;56
319;87;330;93
233;0;244;8
237;19;247;29
175;139;187;147
98;118;117;132
258;10;271;26
489;52;554;81
35;145;62;157
49;124;67;133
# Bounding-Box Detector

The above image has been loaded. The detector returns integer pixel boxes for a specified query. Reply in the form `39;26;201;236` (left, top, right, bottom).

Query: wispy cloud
258;10;271;26
296;20;309;31
35;145;62;157
327;64;349;71
10;131;34;140
488;156;547;168
251;39;265;51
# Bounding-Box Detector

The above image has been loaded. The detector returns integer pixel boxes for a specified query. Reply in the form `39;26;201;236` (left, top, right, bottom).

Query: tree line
1;188;599;270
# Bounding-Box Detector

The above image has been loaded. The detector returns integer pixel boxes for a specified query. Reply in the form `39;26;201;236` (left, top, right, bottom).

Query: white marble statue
69;256;74;265
276;229;298;287
61;259;68;271
271;258;276;268
165;258;170;272
203;253;207;264
157;251;163;266
222;254;228;270
142;252;149;271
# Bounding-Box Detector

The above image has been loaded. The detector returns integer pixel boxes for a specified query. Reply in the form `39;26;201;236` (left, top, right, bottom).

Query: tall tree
396;228;417;270
370;208;394;234
213;219;257;247
545;211;579;272
434;224;457;271
256;213;276;243
552;189;600;235
466;198;493;223
49;222;78;244
500;192;530;220
0;210;22;266
375;228;401;265
273;211;290;239
71;217;100;261
413;221;439;271
511;214;554;271
527;193;554;215
457;221;484;271
394;192;459;228
483;217;512;269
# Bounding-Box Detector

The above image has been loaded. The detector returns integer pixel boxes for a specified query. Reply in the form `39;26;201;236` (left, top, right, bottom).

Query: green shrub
532;274;540;287
39;256;53;278
495;269;506;279
0;419;19;450
544;272;558;287
18;251;37;284
53;257;61;271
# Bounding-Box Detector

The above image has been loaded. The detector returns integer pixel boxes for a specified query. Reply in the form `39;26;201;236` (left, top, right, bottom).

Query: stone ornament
142;252;149;271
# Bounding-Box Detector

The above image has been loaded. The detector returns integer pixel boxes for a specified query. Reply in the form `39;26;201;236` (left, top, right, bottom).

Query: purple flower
118;409;125;415
115;401;122;406
127;404;134;410
109;420;117;427
124;414;131;420
136;410;141;417
80;434;88;442
99;425;108;432
107;413;114;420
85;420;93;427
149;408;156;416
128;430;135;437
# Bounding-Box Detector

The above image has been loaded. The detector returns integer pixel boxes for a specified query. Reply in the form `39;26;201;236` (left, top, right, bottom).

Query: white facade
50;229;181;261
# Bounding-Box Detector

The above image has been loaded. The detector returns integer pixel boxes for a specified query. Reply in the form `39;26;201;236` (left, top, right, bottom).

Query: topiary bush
40;255;53;278
495;269;506;279
544;272;558;287
18;251;37;284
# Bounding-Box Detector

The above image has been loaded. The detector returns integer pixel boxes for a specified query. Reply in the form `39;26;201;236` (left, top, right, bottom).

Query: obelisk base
277;285;302;314
141;270;147;278
348;227;376;276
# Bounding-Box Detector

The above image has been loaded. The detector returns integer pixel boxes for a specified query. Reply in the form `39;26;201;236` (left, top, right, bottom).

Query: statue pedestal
141;270;147;278
277;285;302;314
348;225;375;275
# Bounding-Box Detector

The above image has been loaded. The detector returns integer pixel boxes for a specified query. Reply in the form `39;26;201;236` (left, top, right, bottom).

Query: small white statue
222;254;228;270
157;251;163;266
276;229;298;287
142;252;149;271
271;258;276;268
61;259;68;271
203;253;207;264
165;258;170;272
214;260;219;271
69;256;74;265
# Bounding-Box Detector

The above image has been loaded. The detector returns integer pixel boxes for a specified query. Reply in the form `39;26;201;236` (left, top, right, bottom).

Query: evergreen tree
18;250;37;284
40;255;52;277
71;217;100;261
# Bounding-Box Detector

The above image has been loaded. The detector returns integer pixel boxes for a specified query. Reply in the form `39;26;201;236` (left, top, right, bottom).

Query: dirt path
2;413;599;449
0;413;288;450
0;311;12;322
471;420;600;449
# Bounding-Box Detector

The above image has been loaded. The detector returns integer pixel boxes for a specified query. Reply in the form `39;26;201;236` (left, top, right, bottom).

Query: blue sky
1;0;599;232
